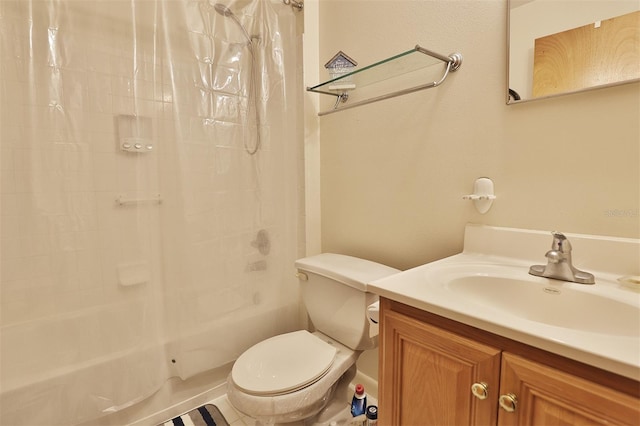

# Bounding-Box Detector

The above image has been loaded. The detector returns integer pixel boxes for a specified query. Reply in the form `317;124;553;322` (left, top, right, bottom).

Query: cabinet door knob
471;382;489;400
498;393;518;412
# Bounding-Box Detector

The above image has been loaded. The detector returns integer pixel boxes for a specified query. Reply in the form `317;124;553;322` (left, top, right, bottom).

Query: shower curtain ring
283;0;303;11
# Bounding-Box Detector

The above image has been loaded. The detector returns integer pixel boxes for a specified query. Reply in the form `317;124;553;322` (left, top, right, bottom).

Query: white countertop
368;224;640;380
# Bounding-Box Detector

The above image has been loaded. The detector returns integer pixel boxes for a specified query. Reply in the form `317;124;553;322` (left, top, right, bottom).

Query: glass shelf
308;46;450;95
306;45;462;115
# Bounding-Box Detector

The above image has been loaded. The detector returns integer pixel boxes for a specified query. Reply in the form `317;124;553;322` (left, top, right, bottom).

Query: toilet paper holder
367;301;380;324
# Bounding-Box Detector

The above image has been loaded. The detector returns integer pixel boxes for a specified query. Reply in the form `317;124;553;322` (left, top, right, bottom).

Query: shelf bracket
333;92;349;109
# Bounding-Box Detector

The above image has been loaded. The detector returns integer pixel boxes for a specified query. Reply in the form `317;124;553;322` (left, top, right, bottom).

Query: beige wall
310;0;639;387
315;0;639;272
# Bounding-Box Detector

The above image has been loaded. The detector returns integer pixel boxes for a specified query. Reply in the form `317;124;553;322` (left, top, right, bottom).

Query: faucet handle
551;231;571;253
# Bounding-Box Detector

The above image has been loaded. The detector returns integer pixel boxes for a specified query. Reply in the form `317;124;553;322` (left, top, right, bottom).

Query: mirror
507;0;640;104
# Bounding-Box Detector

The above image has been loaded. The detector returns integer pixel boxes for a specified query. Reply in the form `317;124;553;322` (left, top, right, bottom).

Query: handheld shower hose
213;2;261;154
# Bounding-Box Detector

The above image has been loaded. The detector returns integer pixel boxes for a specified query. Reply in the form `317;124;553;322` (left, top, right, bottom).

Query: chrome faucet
529;232;595;284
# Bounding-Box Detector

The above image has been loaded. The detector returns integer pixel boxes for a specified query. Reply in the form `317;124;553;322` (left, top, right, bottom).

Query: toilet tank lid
295;253;400;291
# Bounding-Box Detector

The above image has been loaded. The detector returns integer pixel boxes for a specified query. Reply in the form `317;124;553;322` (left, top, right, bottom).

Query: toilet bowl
226;253;400;424
227;330;358;423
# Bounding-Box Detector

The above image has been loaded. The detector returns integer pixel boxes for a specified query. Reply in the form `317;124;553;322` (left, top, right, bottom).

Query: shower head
213;3;233;17
212;2;253;44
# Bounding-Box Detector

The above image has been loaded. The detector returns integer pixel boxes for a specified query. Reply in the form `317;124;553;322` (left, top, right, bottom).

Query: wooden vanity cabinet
378;302;500;425
498;353;639;425
378;298;640;426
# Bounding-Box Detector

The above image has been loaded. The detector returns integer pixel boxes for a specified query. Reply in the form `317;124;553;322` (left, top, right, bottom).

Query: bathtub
0;298;300;425
0;298;168;425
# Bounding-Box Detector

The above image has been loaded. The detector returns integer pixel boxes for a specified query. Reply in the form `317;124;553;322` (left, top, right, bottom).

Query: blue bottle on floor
351;384;367;417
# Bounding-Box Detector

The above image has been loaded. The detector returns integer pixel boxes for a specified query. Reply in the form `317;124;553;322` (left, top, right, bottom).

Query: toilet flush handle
296;272;308;281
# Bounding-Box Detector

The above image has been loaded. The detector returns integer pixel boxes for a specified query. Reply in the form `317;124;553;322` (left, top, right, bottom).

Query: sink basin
367;224;640;380
428;264;639;337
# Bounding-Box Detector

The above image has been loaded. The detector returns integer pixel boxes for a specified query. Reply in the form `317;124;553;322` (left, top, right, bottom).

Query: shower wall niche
117;114;154;153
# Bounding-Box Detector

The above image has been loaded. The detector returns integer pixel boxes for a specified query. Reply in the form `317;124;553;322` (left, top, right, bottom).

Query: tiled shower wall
1;1;166;325
0;1;302;424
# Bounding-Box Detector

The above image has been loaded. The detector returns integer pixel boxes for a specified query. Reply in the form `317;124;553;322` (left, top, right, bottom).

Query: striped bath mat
161;404;229;426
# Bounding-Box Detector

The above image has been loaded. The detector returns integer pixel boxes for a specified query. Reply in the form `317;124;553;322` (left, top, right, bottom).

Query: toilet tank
295;253;400;351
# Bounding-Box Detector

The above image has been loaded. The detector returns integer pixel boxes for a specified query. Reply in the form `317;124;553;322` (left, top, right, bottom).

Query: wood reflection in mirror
532;11;640;97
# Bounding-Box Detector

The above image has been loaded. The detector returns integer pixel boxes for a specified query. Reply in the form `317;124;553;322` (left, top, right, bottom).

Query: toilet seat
231;330;337;396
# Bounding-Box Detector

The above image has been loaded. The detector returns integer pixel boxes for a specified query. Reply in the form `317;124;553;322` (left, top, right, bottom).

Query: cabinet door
498;352;640;425
379;308;501;426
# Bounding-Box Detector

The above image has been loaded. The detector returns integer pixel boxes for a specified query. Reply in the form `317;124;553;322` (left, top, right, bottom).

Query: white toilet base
304;365;357;424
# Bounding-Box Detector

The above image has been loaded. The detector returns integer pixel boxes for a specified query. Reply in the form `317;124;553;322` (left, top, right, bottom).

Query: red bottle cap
355;384;365;396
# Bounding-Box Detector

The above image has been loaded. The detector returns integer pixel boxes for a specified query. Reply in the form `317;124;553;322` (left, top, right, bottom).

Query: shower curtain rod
282;0;303;11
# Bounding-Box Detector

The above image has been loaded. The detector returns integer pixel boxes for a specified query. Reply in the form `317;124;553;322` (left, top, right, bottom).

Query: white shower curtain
0;1;303;424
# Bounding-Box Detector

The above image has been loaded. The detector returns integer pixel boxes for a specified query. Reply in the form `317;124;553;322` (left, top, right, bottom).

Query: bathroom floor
209;392;377;426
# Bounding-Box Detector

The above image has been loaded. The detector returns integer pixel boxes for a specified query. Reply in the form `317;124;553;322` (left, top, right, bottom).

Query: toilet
226;253;399;424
